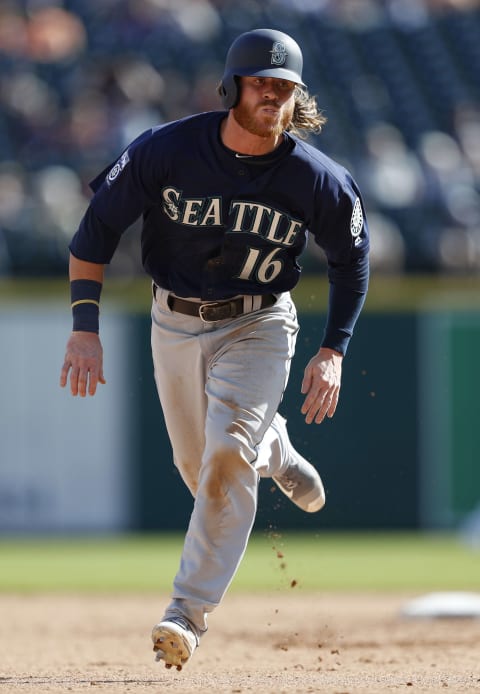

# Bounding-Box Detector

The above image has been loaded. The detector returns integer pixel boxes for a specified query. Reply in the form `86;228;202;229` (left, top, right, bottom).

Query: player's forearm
322;254;369;355
69;253;105;283
69;253;105;333
321;283;368;355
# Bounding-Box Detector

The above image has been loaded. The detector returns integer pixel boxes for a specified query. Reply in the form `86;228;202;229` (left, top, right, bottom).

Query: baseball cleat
152;617;199;671
272;416;325;513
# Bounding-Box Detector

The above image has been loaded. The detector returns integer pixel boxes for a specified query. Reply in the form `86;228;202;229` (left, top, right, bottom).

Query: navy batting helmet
219;28;306;110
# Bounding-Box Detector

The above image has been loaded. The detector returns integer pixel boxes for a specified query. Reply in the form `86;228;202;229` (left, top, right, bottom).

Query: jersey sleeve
69;129;161;264
311;172;370;354
69;205;123;264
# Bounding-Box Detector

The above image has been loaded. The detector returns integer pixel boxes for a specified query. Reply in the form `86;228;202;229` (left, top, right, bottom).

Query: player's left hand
301;347;343;424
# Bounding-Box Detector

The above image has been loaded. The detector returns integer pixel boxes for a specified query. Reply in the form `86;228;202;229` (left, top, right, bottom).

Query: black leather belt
167;293;276;322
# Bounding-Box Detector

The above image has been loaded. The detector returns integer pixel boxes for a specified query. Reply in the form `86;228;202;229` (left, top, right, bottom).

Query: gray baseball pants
151;286;299;636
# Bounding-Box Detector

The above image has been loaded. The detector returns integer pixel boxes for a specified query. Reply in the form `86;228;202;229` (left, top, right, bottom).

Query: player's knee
202;446;258;504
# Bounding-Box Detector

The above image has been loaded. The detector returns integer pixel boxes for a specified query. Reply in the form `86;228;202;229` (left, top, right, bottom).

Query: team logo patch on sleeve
350;197;363;238
106;150;130;185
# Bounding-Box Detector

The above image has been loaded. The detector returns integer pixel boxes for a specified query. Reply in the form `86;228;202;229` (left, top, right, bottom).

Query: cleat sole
152;626;191;669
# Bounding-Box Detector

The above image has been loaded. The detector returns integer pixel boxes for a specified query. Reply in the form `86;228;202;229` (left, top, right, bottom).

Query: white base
401;592;480;619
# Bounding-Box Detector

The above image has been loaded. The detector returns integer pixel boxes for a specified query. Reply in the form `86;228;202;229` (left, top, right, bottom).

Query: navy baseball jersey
70;110;369;352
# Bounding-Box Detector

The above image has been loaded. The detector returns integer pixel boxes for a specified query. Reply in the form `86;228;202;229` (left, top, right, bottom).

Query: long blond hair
287;87;327;138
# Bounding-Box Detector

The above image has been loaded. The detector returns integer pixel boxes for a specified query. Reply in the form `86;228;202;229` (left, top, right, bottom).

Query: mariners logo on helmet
270;41;287;66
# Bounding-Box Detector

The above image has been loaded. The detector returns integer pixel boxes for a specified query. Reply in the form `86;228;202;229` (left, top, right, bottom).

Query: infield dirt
0;592;479;693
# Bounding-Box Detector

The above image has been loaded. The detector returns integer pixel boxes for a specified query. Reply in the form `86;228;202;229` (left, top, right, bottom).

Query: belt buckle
198;300;235;323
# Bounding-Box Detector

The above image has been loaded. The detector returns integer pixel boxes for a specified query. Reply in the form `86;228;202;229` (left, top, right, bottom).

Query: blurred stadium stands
0;0;479;277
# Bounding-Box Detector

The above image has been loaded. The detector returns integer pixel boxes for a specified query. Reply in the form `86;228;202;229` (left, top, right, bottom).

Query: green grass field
0;532;478;593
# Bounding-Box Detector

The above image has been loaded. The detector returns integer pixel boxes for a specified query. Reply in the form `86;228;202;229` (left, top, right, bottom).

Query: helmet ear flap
220;74;239;110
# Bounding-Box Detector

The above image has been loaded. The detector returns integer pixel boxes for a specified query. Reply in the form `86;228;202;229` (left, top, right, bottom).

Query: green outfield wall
130;311;418;531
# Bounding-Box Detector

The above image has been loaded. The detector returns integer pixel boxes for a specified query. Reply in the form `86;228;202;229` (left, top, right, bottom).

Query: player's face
233;76;296;139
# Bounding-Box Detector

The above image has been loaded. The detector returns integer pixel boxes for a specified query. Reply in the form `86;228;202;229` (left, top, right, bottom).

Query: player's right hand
60;331;106;397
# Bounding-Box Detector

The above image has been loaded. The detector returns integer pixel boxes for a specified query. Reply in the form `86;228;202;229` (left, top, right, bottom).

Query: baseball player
60;28;369;670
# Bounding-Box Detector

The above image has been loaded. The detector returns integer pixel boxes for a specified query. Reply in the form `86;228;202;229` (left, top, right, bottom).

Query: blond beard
233;100;294;139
